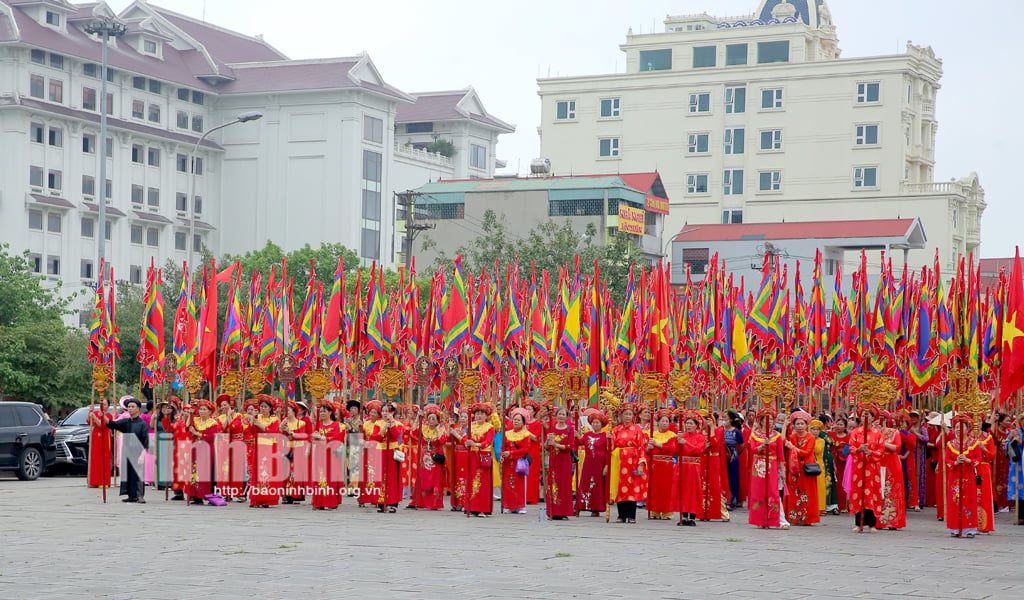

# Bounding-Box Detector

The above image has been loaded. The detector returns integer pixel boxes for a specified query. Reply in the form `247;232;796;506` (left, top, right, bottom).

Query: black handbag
432;452;446;465
802;462;822;477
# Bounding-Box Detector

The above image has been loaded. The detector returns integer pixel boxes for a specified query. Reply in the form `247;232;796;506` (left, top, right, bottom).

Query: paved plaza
1;474;1021;599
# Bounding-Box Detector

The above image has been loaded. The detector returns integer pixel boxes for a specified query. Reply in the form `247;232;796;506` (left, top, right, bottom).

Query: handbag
515;457;530;476
393;449;406;463
432;452;446;465
479;452;492;468
802;462;822;477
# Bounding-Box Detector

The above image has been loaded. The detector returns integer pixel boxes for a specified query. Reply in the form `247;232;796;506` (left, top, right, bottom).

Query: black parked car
0;402;57;480
54;406;94;469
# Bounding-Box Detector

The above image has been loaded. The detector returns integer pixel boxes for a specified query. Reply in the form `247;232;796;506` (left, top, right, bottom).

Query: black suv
0;402;57;480
54;406;95;468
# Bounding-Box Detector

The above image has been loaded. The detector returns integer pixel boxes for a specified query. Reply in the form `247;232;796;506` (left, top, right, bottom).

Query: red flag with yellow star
999;248;1024;405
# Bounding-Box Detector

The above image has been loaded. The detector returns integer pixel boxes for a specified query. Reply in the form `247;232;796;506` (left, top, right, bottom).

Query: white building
0;0;512;323
536;0;984;281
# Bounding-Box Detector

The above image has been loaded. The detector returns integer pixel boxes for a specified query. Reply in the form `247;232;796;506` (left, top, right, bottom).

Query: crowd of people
86;393;1024;537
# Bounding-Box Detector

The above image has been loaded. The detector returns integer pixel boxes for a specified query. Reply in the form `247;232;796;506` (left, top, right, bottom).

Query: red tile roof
396;89;514;131
133;210;173;224
178;217;214;231
673;219;921;243
151;5;287;64
82;201;126;217
30;193;75;208
218;58;360;94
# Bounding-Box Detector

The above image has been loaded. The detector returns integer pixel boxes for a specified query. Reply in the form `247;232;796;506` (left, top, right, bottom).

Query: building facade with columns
536;0;984;279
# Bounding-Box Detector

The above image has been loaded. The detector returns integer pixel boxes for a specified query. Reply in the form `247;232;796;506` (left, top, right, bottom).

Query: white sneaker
516;508;527;514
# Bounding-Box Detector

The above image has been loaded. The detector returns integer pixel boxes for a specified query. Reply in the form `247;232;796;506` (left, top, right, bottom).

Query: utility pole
397;191;434;271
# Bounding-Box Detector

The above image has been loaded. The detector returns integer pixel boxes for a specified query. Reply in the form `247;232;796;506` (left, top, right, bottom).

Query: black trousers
617;501;637;520
855;509;877;528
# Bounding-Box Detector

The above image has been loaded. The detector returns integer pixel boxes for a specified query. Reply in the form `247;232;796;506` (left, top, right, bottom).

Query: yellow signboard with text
618;205;646;235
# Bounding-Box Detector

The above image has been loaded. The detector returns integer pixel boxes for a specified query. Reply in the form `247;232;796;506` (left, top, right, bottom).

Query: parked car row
0;402;57;480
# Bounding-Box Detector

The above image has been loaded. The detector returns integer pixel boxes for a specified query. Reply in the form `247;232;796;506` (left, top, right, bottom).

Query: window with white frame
689;92;711;113
81;259;94;279
147;147;160;167
47;169;61;190
46;256;60;276
724;127;744;154
363;115;384;144
857;82;880;104
761;88;783;109
175;231;187;251
598;137;620;158
600;97;620;118
30;122;43;143
725;86;745;114
82;134;95;153
175;193;187;213
470;144;487;169
47;213;61;233
28;253;42;274
28;210;43;230
721;209;743;224
555;100;576;120
81;217;94;238
855;124;879;145
129;265;142;285
686;174;709;194
147;187;159;208
146;227;159;247
759;170;782;191
687;133;709;154
723;169;743;195
853;166;878;188
48;126;62;147
30;166;44;187
760;129;782;151
81;175;95;196
130;224;143;244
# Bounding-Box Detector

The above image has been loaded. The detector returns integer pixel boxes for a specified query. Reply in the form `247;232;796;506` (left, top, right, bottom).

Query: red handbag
479;452;492;467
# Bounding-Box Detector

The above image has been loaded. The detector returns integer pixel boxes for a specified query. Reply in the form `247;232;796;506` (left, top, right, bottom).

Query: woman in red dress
976;419;996;533
877;414;906;529
849;404;884;532
502;408;532;514
87;399;114;489
246;396;281;508
409;404;448;511
747;408;785;529
831;416;851;513
464;402;495;516
697;410;725;522
612;403;648;524
645;409;678;520
739;409;754;507
675;409;707;527
371;402;405;513
311;402;346;510
545;406;575;520
784;410;821;525
945;414;982;537
359;401;383;506
523;401;542;505
280;402;309;504
184;399;222;505
992;413;1012;511
449;411;470;512
576;409;609;516
899;414;919;512
240;399;258;501
215;394;246;501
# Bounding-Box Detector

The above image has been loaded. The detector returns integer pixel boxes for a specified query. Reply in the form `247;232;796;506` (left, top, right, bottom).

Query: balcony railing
639;234;663;255
394;142;453;168
899;181;969;196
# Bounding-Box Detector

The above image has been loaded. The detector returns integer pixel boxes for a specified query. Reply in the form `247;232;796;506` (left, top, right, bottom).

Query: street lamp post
84;19;126;277
186;111;262;276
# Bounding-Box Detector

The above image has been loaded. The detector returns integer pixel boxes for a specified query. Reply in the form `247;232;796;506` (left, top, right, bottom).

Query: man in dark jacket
106;397;150;504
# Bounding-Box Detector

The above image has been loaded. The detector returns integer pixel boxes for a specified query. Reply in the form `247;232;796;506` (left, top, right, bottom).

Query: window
724;127;744;155
360;228;379;260
687;133;709;154
132;100;144;119
176;153;188;172
682;247;709;275
639;49;672;71
192;234;202;252
45;11;60;26
147;147;160;167
689;92;711;113
175;231;186;250
81;260;94;279
362;150;382;182
28;254;42;274
725;86;745;114
555;100;576;120
598;137;620;158
130;224;143;244
30;75;44;98
81;175;95;196
104;219;112;240
30;122;43;143
146;228;159;247
726;43;748;66
144;40;158;55
855;124;879;145
46;256;60;276
193;196;202;214
50;53;63;69
133;76;146;90
147;187;159;208
193;157;203;175
549;198;602;217
48;79;62;102
854;166;878;188
176;111;188;129
470;144;487;169
191;115;203;133
81;217;95;238
31;49;46;64
104;179;112;199
131;144;143;163
600;98;620;118
363;115;384;144
857;82;880;104
82;86;96;110
106;68;116;82
723;169;743;195
761;88;783;109
46;213;61;232
82;134;95;153
760;129;782;151
686;174;709;194
721;209;743;224
405;122;433;133
47;169;61;190
175;88;190;102
48;126;62;147
757;41;789;64
30;166;44;187
83;63;97;78
952;207;959;228
693;46;716;68
191;91;204;105
175;193;187;212
105;137;112;158
759;170;782;191
129;265;142;285
131;185;143;205
28;209;43;230
148;104;160;123
361;189;381;222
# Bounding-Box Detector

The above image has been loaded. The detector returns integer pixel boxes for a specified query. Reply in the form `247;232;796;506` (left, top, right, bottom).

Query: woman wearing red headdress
830;416;851;513
87;398;114;489
545;406;575;520
945;414;982;537
502;407;532;514
612;403;648;524
360;400;384;506
747;408;785;528
877;414;906;529
246;395;281;508
849;404;884;531
645;408;678;520
280;401;309;504
449;411;470;511
676;410;707;526
184;399;222;505
523;400;543;505
461;402;495;516
576;409;609;516
215;394;245;501
697;410;726;522
369;402;406;512
311;402;346;510
784;411;820;525
240;399;258;500
409;404;449;511
975;417;996;533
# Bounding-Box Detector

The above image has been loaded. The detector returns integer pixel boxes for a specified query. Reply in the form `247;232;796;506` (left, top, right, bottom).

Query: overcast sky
109;0;1021;258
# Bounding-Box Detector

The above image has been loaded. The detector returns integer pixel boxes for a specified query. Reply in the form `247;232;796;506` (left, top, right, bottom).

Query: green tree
426;139;456;158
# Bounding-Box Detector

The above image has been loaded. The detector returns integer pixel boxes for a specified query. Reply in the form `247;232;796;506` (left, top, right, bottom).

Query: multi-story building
0;0;512;322
536;0;984;282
